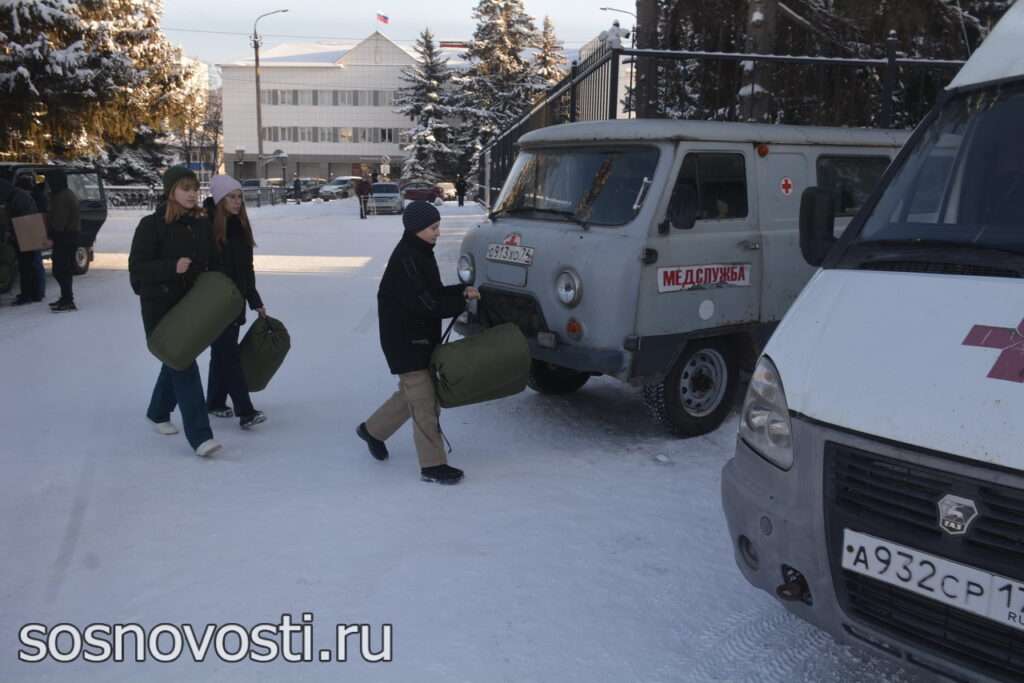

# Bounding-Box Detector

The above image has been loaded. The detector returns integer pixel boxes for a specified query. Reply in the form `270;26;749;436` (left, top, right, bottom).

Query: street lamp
600;7;636;119
252;9;288;180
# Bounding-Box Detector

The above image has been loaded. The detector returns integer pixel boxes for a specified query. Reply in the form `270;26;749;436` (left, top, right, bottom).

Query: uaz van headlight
555;269;582;307
739;356;794;470
458;254;475;285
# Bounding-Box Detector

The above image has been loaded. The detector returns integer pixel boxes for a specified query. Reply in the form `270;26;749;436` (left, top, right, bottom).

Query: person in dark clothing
16;175;48;301
129;166;221;457
455;175;467;207
357;201;481;485
203;175;268;430
356;176;371;219
45;170;80;311
292;175;302;205
1;177;42;305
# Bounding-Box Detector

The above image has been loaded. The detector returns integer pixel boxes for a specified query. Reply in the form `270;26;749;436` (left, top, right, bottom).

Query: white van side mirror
664;184;698;232
799;187;837;266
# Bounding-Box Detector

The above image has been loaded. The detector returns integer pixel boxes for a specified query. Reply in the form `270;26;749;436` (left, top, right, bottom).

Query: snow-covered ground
0;199;925;682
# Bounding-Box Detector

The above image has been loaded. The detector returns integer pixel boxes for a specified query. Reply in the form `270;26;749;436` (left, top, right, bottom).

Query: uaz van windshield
847;84;1024;268
492;146;659;227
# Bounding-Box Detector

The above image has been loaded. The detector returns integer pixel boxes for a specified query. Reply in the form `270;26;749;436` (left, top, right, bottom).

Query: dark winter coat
0;179;39;248
356;179;372;197
455;179;467;197
47;182;81;248
204;198;263;324
378;232;466;375
128;205;213;337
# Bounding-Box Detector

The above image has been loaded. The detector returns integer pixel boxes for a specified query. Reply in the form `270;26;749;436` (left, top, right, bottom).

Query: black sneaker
209;407;234;418
51;301;77;312
356;422;388;461
239;411;266;430
420;464;464;485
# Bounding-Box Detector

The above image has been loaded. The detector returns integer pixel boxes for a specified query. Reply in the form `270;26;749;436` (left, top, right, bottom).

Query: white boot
151;420;179;436
195;439;222;457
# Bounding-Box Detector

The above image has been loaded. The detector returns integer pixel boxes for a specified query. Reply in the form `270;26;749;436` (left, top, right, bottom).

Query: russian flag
376;12;390;24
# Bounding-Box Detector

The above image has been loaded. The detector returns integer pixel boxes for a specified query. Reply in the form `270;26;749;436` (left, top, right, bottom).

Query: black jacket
205;199;263;324
378;233;466;375
0;179;38;245
128;206;213;337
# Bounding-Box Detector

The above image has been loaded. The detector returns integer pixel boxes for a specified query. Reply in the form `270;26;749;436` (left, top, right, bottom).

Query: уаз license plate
487;243;534;266
843;529;1024;632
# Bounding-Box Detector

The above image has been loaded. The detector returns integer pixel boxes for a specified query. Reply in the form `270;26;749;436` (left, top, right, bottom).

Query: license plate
487;243;534;266
843;529;1024;632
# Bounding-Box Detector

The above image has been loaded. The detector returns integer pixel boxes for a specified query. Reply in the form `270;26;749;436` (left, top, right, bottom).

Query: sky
160;0;631;66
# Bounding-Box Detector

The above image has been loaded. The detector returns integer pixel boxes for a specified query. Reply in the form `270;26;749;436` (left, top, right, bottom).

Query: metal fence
478;39;964;206
105;185;290;210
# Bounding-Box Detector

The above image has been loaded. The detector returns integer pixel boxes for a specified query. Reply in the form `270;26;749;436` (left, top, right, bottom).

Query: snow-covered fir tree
0;0;191;159
534;16;567;87
457;0;544;161
395;28;456;181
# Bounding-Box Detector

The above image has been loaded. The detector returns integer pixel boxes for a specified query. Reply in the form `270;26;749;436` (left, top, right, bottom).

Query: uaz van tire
644;340;737;437
72;246;90;275
528;360;590;395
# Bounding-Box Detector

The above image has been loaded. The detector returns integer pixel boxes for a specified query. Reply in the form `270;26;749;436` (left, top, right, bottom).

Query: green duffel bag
147;271;243;371
430;322;531;409
239;315;291;392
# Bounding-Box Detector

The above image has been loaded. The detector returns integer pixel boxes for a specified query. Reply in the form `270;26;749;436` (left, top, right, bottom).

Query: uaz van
722;4;1024;681
456;121;907;435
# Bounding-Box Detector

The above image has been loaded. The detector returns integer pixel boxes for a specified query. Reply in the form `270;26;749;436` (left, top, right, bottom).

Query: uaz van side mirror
799;187;836;266
667;184;698;231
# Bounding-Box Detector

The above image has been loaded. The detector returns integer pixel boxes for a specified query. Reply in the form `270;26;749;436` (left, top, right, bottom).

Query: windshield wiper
492;206;586;226
855;239;1024;258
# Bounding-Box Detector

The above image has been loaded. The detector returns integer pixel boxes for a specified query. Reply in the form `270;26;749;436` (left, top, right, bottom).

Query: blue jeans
146;362;214;450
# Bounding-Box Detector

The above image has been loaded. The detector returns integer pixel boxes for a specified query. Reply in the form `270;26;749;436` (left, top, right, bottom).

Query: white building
222;32;448;181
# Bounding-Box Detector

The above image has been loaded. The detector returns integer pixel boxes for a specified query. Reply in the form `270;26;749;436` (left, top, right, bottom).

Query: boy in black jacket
358;201;480;484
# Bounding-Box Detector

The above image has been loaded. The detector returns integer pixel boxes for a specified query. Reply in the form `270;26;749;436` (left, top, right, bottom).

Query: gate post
881;30;898;129
569;61;579;123
608;49;621;120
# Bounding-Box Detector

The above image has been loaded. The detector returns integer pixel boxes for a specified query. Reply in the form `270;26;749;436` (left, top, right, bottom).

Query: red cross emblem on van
962;319;1024;383
503;233;522;247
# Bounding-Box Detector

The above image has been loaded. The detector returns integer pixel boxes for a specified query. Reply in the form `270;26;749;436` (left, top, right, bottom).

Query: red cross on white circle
780;177;794;196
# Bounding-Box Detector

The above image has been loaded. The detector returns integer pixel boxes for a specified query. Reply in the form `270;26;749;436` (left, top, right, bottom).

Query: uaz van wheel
72;246;90;275
528;360;590;395
644;340;737;437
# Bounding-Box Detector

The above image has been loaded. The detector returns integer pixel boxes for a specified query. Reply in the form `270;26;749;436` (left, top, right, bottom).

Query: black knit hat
402;200;441;234
162;166;198;198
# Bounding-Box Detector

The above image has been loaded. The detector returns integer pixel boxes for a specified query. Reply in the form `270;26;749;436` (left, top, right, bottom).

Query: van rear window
817;156;891;217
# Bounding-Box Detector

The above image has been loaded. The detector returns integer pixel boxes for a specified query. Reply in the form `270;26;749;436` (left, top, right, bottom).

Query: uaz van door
635;144;763;435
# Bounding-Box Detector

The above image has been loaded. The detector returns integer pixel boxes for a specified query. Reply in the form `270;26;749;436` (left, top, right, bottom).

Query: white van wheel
645;341;737;437
72;246;90;275
528;361;590;395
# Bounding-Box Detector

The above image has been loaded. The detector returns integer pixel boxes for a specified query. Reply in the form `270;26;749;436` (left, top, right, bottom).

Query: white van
457;120;907;435
722;4;1024;681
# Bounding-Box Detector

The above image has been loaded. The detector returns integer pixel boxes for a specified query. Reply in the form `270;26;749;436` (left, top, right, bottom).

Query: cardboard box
12;213;48;252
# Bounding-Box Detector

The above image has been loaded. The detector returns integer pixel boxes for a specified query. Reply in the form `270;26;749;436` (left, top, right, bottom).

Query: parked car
0;163;107;285
402;180;443;203
437;182;458;201
319;178;355;200
368;183;403;215
455;119;907;436
723;6;1024;683
289;177;325;203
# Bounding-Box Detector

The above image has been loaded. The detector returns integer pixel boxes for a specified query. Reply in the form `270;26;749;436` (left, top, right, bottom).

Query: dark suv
0;164;107;291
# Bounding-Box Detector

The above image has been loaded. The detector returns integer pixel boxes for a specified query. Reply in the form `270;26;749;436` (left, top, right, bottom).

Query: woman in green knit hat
128;166;222;457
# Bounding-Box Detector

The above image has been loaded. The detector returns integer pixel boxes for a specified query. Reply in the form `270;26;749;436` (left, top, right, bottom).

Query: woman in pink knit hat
203;175;268;430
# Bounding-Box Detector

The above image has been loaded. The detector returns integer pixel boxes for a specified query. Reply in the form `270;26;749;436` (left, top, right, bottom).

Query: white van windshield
849;84;1024;267
492;146;659;227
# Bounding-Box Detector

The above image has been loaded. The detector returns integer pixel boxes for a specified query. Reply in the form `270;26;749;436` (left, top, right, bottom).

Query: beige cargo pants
365;369;447;468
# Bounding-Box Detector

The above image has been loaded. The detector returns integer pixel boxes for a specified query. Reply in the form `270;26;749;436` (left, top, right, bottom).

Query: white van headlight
555;269;582;307
458;254;475;285
739;356;794;470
